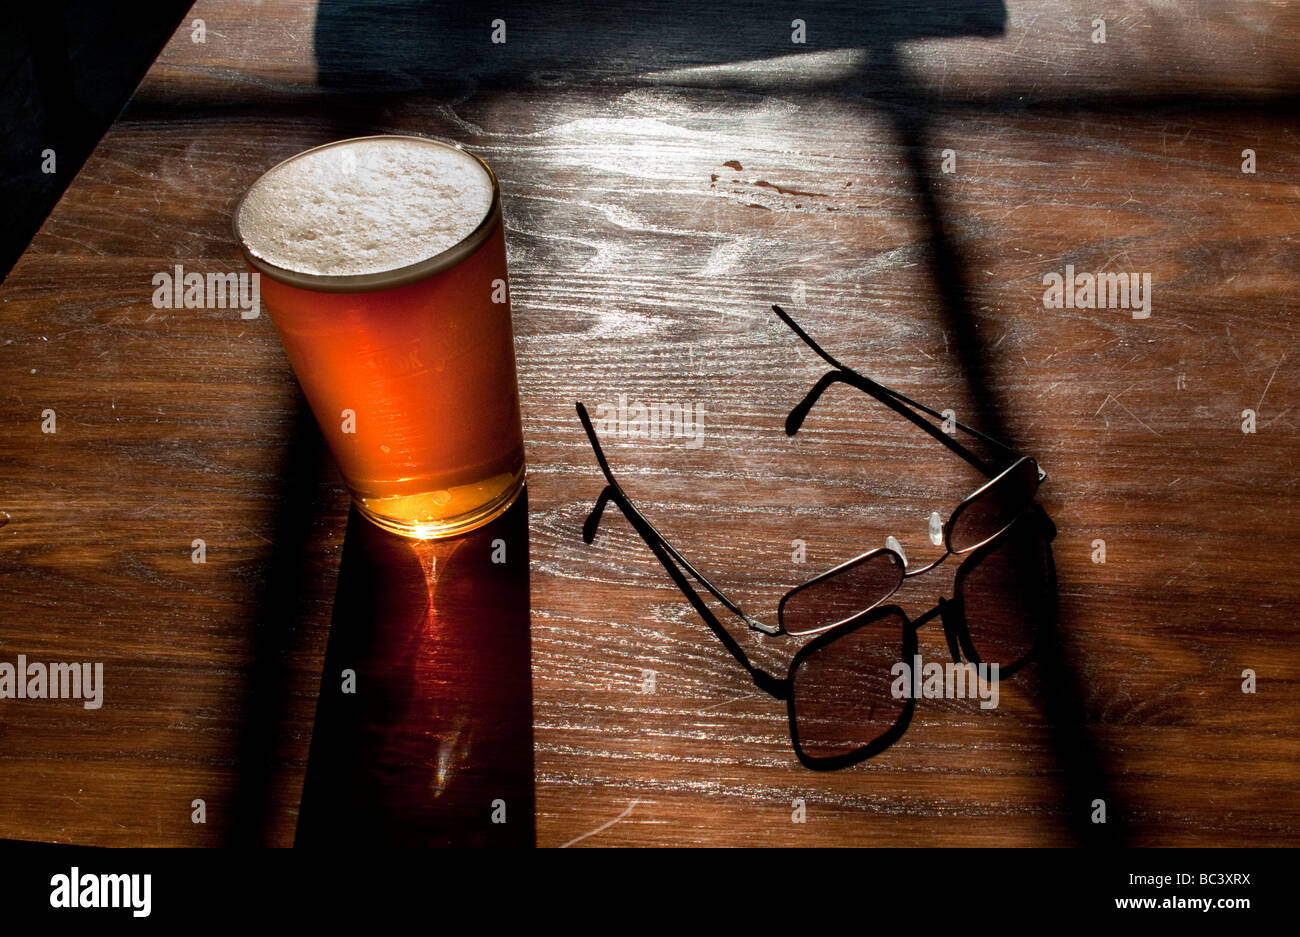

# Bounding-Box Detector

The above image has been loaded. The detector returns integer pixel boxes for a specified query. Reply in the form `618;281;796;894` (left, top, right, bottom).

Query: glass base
354;470;525;539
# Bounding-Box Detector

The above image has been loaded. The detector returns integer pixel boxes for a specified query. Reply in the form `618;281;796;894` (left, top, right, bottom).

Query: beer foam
237;137;494;278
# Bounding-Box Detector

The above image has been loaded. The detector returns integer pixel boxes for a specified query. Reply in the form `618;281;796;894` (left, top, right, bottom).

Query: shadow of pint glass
295;491;534;846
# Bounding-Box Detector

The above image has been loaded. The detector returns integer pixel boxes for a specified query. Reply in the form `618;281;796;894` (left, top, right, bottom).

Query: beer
235;136;525;538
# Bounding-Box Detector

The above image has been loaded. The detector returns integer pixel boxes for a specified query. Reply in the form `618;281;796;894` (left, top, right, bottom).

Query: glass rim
232;133;502;294
944;456;1040;555
778;546;906;636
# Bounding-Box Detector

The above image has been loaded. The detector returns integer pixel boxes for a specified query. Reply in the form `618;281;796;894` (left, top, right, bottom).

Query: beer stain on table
0;0;1298;846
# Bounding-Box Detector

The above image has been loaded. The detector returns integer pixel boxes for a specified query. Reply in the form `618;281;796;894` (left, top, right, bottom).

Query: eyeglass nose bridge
928;511;946;546
884;535;906;567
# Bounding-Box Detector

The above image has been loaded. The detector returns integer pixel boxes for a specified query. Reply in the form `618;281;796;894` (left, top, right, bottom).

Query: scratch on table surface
1224;326;1244;365
698;692;760;713
1263;406;1292;428
242;526;273;546
560;799;644;848
1096;394;1161;436
1111;398;1161;437
1097;249;1133;272
1256;352;1286;414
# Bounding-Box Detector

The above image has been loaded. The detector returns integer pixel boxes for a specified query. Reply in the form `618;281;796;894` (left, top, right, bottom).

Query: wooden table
2;0;1297;847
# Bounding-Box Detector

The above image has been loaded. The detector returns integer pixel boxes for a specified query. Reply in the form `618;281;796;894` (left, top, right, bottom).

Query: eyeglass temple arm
576;405;787;695
791;370;1000;479
771;305;1020;477
639;522;789;700
576;402;779;636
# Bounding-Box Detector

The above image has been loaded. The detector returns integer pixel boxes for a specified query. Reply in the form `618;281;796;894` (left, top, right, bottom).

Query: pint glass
234;136;525;538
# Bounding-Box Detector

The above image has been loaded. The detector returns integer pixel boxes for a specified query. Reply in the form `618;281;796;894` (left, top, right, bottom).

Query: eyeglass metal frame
574;304;1053;768
581;304;1045;636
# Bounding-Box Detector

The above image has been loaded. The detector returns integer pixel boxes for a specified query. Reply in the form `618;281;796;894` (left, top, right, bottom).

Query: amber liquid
259;218;525;537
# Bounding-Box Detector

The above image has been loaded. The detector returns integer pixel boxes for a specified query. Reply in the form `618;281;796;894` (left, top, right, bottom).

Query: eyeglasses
575;304;1054;767
769;304;1048;630
789;512;1055;768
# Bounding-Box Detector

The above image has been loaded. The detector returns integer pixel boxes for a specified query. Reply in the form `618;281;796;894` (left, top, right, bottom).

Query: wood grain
1;0;1298;846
